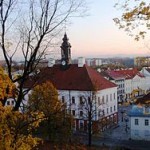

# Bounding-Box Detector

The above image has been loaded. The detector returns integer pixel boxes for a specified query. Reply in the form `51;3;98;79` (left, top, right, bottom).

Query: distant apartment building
114;69;146;100
85;58;102;67
100;68;147;102
140;67;150;91
100;70;125;102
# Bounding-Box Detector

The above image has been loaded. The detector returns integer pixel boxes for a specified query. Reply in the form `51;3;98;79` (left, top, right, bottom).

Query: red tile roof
106;70;125;80
24;64;117;91
114;68;144;79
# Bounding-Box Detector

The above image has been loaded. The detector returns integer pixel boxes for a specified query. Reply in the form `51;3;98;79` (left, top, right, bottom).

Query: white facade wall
58;86;118;121
130;116;150;141
125;79;132;97
5;98;15;107
95;59;102;66
124;75;147;99
140;68;150;91
132;75;146;92
111;79;125;102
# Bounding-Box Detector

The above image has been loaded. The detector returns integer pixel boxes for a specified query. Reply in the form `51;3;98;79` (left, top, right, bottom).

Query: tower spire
61;33;71;67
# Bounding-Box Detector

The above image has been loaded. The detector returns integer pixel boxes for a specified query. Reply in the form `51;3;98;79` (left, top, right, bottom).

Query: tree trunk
88;111;92;147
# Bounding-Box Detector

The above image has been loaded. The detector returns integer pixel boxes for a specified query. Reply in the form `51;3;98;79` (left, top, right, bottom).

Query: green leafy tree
114;0;150;40
28;81;72;143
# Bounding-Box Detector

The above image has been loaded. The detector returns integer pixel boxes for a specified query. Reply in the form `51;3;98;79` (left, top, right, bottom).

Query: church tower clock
61;33;71;67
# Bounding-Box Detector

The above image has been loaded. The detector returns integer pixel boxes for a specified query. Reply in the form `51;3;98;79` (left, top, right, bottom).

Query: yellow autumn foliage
0;102;44;150
0;67;16;100
28;81;72;142
114;0;150;40
28;81;61;117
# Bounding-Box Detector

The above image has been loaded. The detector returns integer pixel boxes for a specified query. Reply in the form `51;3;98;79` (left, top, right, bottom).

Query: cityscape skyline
1;0;150;61
66;0;150;58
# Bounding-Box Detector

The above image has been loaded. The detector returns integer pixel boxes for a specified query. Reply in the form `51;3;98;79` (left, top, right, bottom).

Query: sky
66;0;150;58
0;0;150;61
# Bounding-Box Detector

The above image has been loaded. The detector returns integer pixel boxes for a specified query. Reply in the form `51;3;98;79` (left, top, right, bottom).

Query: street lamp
121;110;125;122
124;117;129;133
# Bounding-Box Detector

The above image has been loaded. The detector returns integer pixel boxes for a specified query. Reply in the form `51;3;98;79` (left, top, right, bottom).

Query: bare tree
78;89;104;147
0;0;87;110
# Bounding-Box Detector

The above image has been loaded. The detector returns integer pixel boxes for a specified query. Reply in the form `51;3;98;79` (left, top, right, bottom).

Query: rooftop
24;64;117;91
129;105;150;117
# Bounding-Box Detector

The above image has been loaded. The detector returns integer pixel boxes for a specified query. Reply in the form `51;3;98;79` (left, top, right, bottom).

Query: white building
24;33;118;131
140;67;150;91
129;105;150;141
100;70;125;103
112;69;146;100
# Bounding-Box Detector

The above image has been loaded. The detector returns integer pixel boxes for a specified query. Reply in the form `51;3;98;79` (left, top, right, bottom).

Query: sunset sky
66;0;150;58
0;0;150;61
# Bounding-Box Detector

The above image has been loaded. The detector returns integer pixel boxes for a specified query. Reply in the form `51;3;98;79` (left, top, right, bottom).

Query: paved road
91;136;150;150
80;104;150;149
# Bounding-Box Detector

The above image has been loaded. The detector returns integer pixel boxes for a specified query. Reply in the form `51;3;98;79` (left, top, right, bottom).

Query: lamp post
124;117;129;133
121;110;125;122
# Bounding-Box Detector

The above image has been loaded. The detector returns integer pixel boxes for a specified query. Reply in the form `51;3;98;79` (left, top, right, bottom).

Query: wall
130;116;150;141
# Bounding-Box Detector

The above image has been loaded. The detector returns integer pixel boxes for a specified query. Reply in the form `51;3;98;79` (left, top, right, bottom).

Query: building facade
24;33;118;132
129;105;150;141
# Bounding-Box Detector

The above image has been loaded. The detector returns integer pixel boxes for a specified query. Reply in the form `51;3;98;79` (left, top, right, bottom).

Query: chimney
78;57;85;67
48;59;55;67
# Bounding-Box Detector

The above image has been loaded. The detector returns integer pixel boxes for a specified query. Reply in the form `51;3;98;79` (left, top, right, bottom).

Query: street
79;103;150;149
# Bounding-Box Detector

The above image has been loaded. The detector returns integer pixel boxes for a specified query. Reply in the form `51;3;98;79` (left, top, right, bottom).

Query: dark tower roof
61;33;71;66
61;33;71;48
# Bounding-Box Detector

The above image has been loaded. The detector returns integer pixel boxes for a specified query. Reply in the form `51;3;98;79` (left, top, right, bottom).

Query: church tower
61;33;71;67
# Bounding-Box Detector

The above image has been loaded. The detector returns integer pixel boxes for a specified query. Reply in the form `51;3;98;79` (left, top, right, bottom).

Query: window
72;97;75;104
107;108;109;114
98;110;101;117
114;93;115;99
135;119;139;125
80;111;83;117
12;100;14;105
79;97;84;105
106;95;108;103
7;101;10;105
102;96;104;104
98;97;100;105
88;97;91;104
72;110;75;116
145;119;149;126
114;105;116;111
62;96;65;103
110;107;112;113
80;122;84;129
